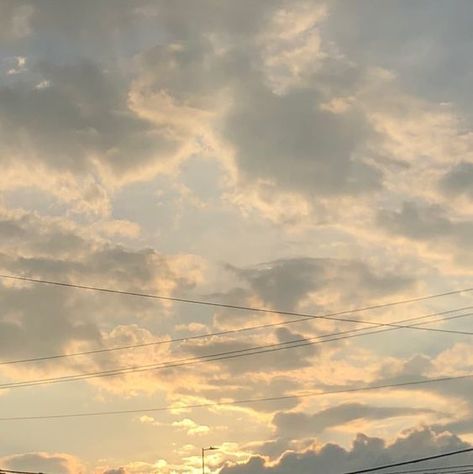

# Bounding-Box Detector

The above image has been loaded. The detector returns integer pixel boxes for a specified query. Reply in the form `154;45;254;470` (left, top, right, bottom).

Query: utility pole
201;446;218;474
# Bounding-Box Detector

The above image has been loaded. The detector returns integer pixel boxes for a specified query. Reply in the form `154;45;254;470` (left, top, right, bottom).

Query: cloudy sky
1;1;473;473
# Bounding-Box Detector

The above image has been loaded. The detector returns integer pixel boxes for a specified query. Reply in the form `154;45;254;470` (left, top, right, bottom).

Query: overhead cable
1;309;473;390
1;372;473;421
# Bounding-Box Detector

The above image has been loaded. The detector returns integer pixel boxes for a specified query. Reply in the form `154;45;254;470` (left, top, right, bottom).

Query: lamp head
203;446;218;452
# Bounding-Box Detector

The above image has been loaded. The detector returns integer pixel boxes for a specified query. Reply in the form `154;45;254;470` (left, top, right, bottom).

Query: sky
1;1;473;473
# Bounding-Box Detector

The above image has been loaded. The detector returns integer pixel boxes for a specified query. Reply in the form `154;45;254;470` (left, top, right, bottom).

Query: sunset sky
1;1;473;473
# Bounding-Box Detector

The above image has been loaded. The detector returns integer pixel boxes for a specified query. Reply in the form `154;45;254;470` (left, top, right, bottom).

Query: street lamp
201;446;218;474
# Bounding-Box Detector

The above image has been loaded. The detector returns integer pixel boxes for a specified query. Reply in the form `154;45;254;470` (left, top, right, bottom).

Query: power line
343;448;473;474
0;316;313;366
352;471;473;474
394;471;473;474
1;273;473;365
392;472;473;474
410;469;473;474
0;309;459;388
0;469;45;474
387;465;473;474
388;470;473;474
1;308;473;389
1;273;473;328
1;308;473;391
2;302;473;367
0;372;472;421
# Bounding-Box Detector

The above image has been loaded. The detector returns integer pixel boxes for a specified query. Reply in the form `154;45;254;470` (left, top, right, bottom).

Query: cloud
172;417;210;435
145;0;287;41
129;0;385;216
326;1;473;116
0;1;33;40
139;415;210;436
273;403;437;438
220;426;470;474
225;257;414;312
4;0;466;230
1;452;84;474
101;459;172;474
179;325;318;379
0;0;157;57
0;0;301;212
439;162;473;200
2;1;473;471
222;76;380;198
1;0;471;230
0;60;181;188
376;201;473;267
0;208;206;395
377;201;454;241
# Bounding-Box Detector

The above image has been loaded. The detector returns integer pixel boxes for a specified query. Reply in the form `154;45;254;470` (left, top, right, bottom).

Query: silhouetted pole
201;446;218;474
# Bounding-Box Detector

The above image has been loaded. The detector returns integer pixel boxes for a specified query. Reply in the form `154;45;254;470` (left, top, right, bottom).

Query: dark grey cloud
180;326;317;377
434;417;473;437
0;0;159;59
177;47;377;198
0;1;33;41
0;283;100;363
3;452;77;474
4;0;284;47
169;256;414;380
28;0;144;39
3;0;472;206
247;437;314;461
377;202;453;241
326;1;473;117
134;38;229;114
132;0;383;199
226;257;413;311
336;352;473;417
0;60;178;178
377;201;473;264
439;162;473;200
103;469;126;474
0;0;299;201
0;210;200;369
223;80;380;197
221;426;470;474
0;212;92;258
149;0;285;41
0;212;194;293
255;396;441;461
1;1;471;471
273;403;436;438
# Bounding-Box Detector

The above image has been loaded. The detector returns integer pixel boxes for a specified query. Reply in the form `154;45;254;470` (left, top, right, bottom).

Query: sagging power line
1;303;473;367
1;273;473;365
343;447;473;474
1;308;473;390
2;274;473;328
386;465;473;474
0;371;472;421
0;469;45;474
